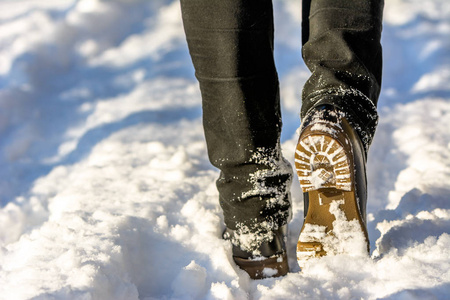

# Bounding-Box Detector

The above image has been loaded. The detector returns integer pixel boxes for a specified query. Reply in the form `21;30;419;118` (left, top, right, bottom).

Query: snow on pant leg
180;0;292;239
301;0;384;153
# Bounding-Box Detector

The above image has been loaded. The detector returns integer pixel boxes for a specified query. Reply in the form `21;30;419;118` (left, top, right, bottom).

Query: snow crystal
262;267;279;278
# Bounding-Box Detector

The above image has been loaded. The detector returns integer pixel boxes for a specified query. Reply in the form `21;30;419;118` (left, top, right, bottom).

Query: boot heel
295;134;352;193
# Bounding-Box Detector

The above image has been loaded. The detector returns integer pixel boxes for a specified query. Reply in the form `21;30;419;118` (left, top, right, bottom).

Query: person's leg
296;0;384;264
301;0;384;152
180;0;292;278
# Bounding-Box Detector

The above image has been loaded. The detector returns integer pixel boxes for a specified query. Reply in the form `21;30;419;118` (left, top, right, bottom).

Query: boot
295;105;369;266
224;225;289;279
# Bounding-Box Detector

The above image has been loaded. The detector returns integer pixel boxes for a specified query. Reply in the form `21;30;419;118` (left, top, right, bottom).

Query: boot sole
295;133;369;267
233;253;289;279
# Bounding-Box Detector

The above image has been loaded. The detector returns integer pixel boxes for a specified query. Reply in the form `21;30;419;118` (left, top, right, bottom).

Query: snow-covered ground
1;0;449;299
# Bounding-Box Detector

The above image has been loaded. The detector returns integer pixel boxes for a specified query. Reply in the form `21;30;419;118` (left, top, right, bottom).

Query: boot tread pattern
295;135;351;192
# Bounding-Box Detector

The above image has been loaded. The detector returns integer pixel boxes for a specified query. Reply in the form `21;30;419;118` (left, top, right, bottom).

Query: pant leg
301;0;384;154
180;0;292;241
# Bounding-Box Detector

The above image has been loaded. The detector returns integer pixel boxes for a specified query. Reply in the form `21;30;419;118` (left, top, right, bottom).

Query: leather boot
295;105;369;266
224;225;289;279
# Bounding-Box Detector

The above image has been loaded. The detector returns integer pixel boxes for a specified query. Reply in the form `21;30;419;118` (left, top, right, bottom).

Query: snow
0;0;449;299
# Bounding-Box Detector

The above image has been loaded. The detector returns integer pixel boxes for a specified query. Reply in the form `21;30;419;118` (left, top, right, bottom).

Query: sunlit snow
1;0;449;299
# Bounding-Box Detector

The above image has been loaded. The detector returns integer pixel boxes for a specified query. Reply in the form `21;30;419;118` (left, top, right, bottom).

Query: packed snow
1;0;449;299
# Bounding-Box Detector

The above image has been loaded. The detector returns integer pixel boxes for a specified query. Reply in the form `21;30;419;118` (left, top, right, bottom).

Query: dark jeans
180;0;384;236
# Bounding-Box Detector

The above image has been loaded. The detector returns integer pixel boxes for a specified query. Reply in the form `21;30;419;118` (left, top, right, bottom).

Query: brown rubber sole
295;131;369;267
